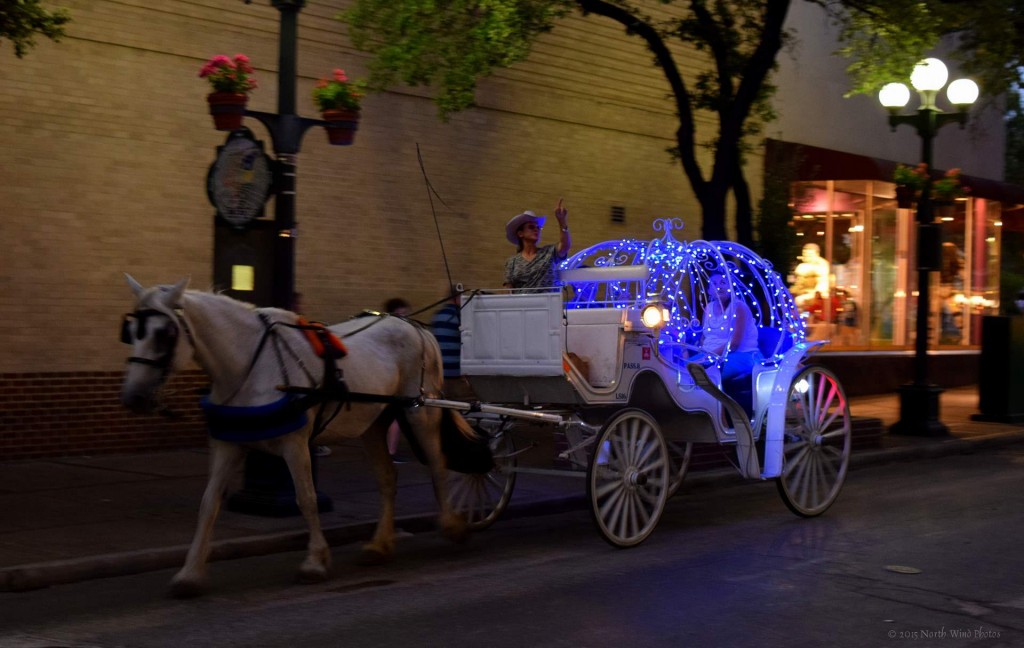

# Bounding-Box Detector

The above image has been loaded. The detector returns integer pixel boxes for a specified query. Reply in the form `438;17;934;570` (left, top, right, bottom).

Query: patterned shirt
431;302;461;378
504;244;565;289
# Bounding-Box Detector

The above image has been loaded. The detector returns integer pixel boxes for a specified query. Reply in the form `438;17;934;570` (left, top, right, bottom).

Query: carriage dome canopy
559;218;807;359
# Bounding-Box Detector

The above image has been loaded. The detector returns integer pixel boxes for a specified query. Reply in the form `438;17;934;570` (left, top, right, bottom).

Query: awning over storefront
766;138;1024;207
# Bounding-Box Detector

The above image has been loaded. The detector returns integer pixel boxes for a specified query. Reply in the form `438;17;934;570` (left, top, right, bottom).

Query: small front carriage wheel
587;409;670;547
776;366;851;517
447;421;517;530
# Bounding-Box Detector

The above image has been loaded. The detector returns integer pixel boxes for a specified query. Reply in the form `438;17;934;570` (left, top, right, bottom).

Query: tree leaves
342;0;573;119
0;0;71;58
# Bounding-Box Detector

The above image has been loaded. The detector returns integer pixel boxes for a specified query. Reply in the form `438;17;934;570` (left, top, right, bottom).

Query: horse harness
120;306;429;440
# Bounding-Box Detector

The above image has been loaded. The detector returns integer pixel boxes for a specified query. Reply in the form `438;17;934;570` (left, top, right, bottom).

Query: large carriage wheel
666;440;693;498
587;409;670;547
447;419;517;530
776;366;851;517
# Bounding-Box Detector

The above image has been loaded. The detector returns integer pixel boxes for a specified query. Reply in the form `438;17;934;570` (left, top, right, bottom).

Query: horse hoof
297;563;329;584
358;546;391;566
167;577;207;599
441;521;470;545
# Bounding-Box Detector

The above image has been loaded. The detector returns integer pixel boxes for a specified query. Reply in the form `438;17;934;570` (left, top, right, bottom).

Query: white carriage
435;219;851;547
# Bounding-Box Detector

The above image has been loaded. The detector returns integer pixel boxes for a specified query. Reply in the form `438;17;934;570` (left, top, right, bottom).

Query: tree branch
576;0;707;194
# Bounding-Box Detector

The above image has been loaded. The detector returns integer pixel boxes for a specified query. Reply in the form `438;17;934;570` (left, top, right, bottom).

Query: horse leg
169;441;245;598
409;407;468;544
280;437;331;583
360;419;398;564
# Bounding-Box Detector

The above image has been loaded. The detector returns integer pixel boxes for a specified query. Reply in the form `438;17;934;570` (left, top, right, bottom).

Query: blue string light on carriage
560;218;806;362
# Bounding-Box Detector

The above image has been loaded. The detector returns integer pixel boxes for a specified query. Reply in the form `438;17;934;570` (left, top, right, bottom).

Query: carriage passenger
503;198;571;289
701;272;762;415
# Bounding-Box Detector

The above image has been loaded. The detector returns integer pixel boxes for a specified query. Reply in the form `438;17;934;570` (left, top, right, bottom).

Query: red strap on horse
296;317;347;359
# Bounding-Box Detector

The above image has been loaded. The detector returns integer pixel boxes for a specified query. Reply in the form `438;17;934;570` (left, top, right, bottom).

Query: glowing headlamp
641;299;671;329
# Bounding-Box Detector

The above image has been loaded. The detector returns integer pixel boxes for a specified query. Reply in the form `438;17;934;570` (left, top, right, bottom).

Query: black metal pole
227;0;333;516
890;105;954;437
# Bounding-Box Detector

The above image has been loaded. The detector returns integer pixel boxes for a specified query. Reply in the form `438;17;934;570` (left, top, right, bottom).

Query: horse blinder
121;310;179;345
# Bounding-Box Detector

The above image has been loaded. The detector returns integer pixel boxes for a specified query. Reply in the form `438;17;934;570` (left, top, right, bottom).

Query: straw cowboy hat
505;210;546;245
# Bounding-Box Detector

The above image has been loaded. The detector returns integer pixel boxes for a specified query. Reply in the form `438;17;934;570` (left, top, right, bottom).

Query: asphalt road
1;446;1023;648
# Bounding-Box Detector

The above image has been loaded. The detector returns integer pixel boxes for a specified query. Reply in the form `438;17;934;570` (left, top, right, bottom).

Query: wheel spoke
783;442;811;469
595;478;622;500
599;482;626;519
787;444;811;485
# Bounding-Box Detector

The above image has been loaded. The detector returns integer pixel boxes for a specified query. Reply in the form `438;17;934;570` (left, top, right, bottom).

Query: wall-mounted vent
610;205;626;224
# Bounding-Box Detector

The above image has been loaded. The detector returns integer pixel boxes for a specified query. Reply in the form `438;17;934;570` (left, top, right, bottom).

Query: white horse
119;276;477;597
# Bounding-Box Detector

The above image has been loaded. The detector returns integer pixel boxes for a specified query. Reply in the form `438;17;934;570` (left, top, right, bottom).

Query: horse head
120;274;193;413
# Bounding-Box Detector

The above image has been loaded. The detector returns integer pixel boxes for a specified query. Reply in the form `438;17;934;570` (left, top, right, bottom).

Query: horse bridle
120;307;192;374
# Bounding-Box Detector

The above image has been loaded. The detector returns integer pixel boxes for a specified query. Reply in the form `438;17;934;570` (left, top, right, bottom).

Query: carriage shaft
422;398;565;425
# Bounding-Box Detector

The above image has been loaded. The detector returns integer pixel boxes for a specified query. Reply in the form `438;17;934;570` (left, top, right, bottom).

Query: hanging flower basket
321;109;360;146
895;185;915;208
207;92;249;131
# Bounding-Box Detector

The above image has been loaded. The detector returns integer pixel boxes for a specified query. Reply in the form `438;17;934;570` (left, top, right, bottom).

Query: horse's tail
446;408;476;441
441;408;494;474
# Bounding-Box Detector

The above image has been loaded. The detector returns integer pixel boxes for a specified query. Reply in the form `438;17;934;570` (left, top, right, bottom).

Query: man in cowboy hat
503;198;571;289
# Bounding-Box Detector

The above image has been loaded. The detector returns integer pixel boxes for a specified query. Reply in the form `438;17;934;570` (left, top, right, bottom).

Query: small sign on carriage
206;128;273;227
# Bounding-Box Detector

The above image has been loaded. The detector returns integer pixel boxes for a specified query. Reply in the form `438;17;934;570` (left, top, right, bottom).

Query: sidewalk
2;385;1022;593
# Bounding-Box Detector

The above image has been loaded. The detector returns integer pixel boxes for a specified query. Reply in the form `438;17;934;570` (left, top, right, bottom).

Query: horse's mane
182;289;295;321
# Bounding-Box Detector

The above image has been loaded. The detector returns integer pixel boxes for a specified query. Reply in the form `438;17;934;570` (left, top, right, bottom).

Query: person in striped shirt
431;284;474;401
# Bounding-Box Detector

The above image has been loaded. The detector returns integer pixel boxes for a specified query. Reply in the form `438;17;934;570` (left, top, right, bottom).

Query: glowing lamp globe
879;83;911;109
910;58;948;92
947;78;979;106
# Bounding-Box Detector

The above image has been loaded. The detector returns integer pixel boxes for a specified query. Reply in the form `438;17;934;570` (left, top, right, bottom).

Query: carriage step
686;364;761;479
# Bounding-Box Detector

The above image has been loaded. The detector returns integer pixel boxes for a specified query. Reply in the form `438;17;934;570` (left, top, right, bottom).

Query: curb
0;498;587;594
3;431;1023;593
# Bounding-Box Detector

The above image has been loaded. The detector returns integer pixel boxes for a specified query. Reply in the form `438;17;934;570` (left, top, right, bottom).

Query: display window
786;180;1004;350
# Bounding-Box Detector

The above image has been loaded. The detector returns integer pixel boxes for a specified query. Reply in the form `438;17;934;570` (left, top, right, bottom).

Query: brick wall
0;371;207;460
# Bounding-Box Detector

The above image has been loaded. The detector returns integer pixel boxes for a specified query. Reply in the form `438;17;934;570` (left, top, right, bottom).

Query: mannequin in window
792;243;830;309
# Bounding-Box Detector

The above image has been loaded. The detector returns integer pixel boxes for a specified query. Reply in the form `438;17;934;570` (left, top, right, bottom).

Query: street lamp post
879;58;979;437
226;0;334;516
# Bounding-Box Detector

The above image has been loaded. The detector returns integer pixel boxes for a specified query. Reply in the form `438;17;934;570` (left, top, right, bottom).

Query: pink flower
199;53;258;93
233;54;254;74
332;68;348;83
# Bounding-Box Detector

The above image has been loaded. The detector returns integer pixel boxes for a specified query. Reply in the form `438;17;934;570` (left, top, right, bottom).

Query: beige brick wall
1;0;728;375
0;1;745;457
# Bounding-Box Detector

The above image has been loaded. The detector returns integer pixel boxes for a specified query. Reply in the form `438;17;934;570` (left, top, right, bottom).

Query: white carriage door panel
462;292;565;376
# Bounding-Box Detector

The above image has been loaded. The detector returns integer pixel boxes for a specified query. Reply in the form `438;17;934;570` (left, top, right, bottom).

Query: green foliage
341;0;573;119
831;0;943;97
932;168;967;200
893;163;928;190
0;0;71;58
754;145;802;277
831;0;1024;99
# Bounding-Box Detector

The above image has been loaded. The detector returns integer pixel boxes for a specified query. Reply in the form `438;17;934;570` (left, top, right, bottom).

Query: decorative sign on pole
206;128;273;227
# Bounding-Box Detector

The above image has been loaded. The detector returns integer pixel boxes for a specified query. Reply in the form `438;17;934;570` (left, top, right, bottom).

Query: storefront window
786;179;1004;351
871;193;903;347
